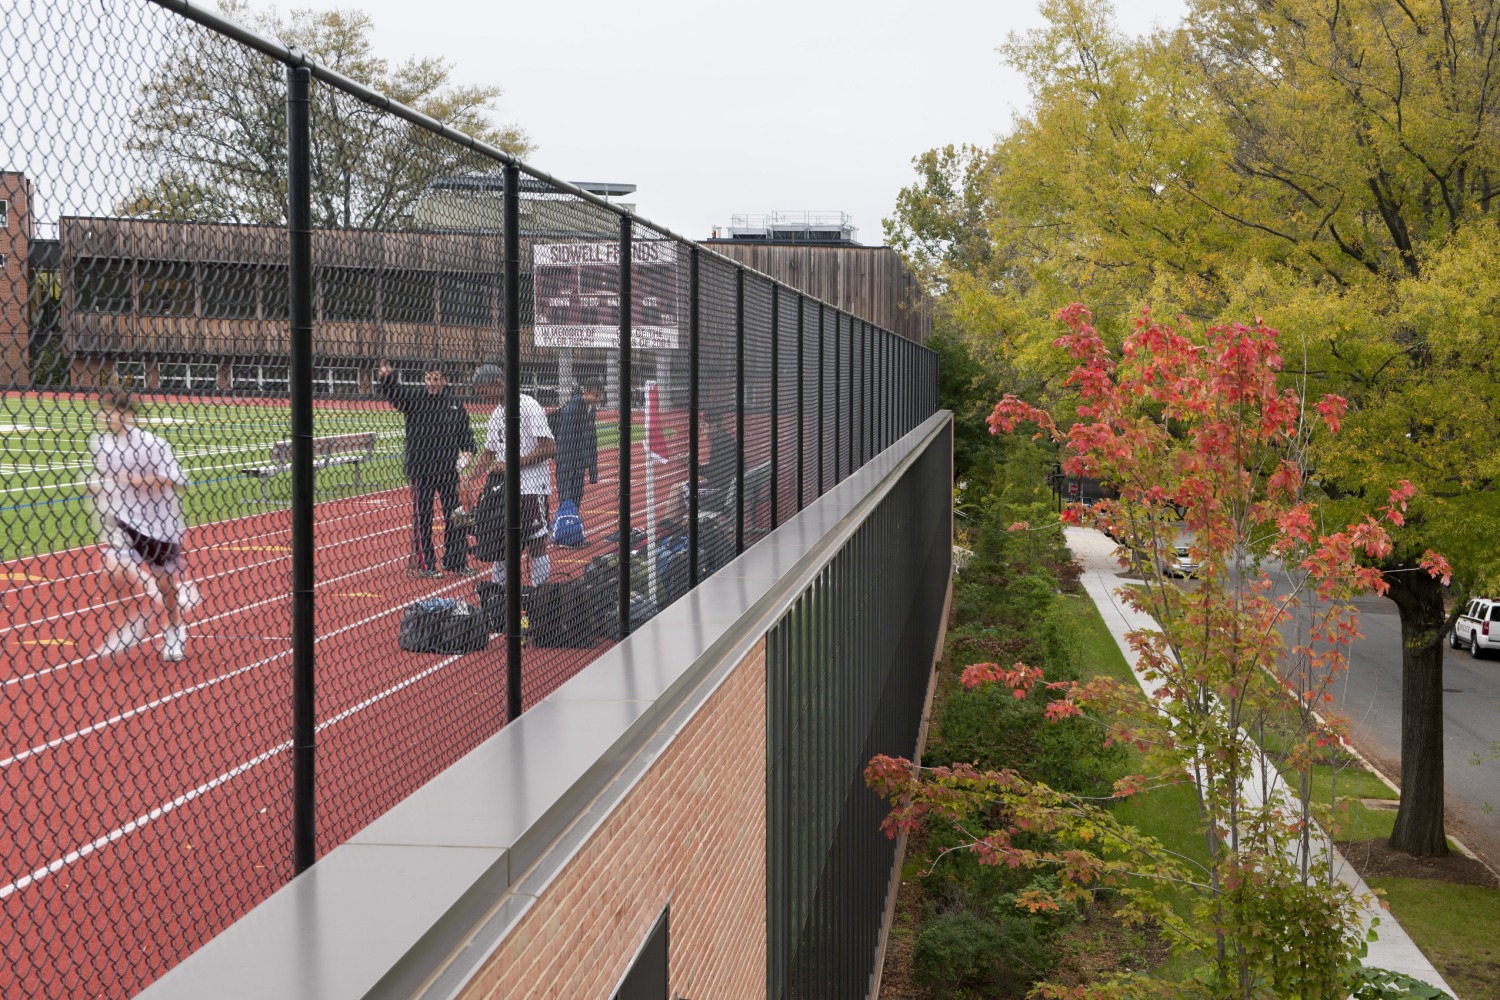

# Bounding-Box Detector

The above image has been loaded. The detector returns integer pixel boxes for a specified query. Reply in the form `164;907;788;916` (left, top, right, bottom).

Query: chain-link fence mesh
801;299;822;502
0;1;937;994
819;305;836;490
742;275;774;547
836;311;847;482
298;81;514;860
697;255;738;579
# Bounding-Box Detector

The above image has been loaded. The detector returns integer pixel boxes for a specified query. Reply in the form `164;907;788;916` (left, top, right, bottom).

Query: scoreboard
533;241;680;349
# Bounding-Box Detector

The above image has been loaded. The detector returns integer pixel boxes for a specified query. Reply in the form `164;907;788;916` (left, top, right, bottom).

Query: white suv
1451;598;1500;658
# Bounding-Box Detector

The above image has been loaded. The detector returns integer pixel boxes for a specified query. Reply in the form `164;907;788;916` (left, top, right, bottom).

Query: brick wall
459;640;768;1000
0;172;31;384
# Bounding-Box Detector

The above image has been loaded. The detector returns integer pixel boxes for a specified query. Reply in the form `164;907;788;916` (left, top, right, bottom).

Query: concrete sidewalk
1065;527;1457;997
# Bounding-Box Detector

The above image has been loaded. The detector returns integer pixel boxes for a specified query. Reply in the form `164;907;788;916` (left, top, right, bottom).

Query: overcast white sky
272;1;1191;244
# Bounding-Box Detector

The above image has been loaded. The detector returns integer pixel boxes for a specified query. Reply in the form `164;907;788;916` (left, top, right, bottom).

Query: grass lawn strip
1070;527;1496;997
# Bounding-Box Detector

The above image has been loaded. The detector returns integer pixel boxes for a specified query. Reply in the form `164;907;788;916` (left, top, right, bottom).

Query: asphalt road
1326;594;1500;868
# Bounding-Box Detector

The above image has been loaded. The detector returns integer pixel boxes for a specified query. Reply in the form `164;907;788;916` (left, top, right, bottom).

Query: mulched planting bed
1337;838;1500;889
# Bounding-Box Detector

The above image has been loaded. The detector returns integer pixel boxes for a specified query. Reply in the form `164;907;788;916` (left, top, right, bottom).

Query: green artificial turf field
0;394;445;561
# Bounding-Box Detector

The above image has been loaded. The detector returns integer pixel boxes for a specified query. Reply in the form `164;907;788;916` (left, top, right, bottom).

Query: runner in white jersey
89;389;193;662
460;364;556;589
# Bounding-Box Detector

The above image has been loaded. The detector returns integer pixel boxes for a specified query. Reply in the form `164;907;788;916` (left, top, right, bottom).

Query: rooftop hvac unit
724;212;858;245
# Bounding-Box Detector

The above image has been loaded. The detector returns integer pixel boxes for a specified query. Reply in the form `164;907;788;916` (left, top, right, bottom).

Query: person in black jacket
551;378;602;510
376;360;476;578
703;408;737;496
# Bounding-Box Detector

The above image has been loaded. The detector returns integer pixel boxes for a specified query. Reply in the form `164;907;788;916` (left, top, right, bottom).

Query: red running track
0;404;802;999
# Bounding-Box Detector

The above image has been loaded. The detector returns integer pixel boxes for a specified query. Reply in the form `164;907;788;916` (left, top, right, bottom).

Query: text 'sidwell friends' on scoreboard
533;241;680;349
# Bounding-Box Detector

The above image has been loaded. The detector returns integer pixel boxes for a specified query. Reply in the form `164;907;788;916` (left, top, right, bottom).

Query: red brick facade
0;172;31;384
460;641;769;1000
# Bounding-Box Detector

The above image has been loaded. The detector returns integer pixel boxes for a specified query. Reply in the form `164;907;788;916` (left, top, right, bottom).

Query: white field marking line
0;636;468;901
0;740;290;901
1;495;403;606
0;525;399;640
2;574;470;769
0;482;405;581
0;446;406;497
0;441;276;477
3;547;413;689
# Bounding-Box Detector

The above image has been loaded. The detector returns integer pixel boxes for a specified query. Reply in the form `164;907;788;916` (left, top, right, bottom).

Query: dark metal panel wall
766;420;953;999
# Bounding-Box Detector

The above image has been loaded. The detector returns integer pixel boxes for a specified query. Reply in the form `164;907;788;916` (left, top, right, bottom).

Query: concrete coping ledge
137;412;954;1000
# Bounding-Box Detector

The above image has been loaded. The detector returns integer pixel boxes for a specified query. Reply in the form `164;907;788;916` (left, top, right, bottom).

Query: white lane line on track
2;569;475;766
3;544;414;689
1;487;406;596
0;741;289;901
1;499;404;627
0;445;408;497
0;645;469;900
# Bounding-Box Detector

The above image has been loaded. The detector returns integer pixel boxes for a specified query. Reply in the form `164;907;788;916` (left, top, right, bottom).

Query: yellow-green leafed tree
888;0;1500;856
121;2;532;229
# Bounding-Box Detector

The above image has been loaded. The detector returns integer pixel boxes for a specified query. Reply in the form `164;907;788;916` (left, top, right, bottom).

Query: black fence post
734;266;745;556
769;283;779;530
796;295;805;511
618;216;634;635
286;63;316;877
503;163;523;719
688;247;700;588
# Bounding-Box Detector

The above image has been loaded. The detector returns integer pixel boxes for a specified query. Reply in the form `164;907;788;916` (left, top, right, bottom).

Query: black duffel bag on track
399;598;489;654
470;471;507;563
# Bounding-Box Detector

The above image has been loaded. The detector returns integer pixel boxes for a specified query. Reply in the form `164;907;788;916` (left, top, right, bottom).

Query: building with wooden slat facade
701;242;930;345
8;171;927;399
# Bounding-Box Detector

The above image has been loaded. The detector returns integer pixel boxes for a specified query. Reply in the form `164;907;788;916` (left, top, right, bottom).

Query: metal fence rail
0;2;938;995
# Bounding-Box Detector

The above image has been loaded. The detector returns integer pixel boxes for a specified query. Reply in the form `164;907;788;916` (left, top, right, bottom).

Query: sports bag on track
399;598;489;654
551;498;586;547
476;580;506;634
470;471;507;562
525;581;597;648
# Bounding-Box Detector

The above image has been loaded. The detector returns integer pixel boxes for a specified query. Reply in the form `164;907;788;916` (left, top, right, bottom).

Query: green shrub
29;339;70;387
913;909;1059;997
918;830;1036;912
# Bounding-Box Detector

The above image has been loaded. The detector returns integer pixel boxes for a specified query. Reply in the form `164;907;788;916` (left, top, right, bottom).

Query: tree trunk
1384;568;1449;857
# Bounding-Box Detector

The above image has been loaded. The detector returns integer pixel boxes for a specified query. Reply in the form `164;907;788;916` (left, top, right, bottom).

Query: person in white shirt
460;364;556;589
89;389;192;662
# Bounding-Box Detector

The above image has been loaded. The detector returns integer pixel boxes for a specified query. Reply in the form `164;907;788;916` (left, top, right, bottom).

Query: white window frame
231;363;290;394
113;360;145;386
0;200;9;225
158;362;219;391
314;365;361;396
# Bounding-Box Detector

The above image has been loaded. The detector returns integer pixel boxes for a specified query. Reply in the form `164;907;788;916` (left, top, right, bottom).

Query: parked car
1123;527;1200;579
1451;598;1500;658
1164;536;1200;578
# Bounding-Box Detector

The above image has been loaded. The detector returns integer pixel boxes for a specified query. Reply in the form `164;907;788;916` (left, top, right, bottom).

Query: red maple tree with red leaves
868;305;1451;998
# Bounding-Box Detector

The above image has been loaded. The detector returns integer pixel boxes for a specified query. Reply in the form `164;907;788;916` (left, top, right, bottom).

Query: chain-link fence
0;1;939;995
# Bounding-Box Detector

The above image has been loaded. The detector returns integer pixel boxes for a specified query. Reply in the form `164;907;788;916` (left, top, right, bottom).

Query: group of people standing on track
85;363;604;663
377;360;602;596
